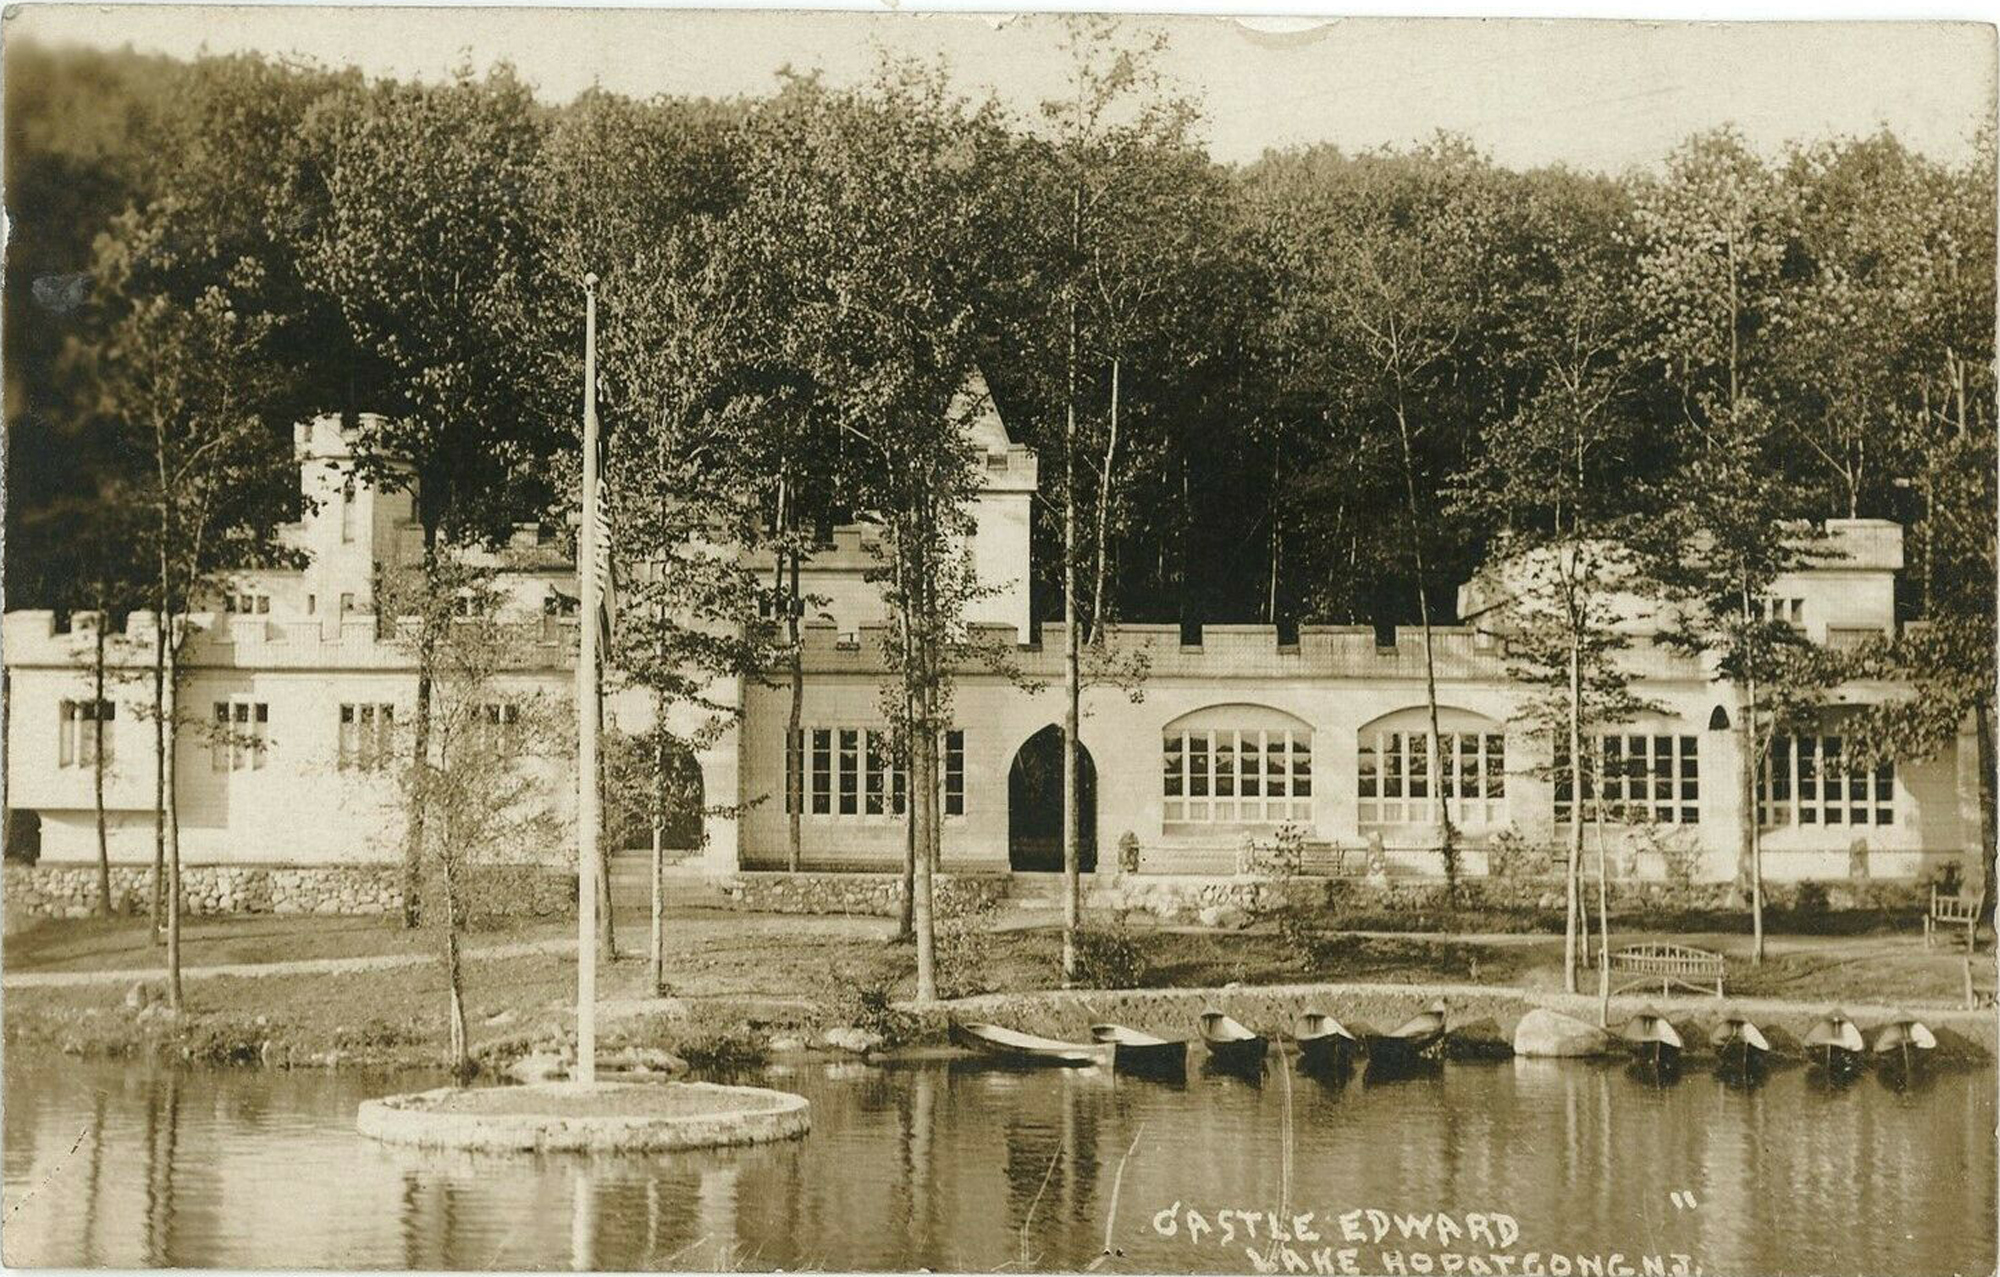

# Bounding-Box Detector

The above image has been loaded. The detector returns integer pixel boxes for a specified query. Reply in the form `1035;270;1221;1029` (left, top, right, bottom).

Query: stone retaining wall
724;871;1012;918
3;862;575;922
1088;873;1930;924
715;867;1929;924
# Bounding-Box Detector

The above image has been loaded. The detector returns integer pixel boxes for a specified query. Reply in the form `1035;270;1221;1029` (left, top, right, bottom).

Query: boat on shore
1292;1012;1360;1071
948;1022;1115;1068
1619;1008;1684;1071
1804;1011;1866;1075
1870;1014;1937;1079
1198;1011;1268;1071
1090;1023;1189;1076
1364;999;1449;1065
1708;1016;1772;1075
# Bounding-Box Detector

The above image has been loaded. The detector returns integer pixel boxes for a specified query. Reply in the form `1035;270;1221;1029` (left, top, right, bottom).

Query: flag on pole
593;429;617;651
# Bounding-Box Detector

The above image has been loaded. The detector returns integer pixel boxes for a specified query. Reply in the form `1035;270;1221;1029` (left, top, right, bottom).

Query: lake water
4;1052;1994;1274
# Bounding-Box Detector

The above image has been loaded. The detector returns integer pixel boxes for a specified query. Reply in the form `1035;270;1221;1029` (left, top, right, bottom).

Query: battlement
2;608;581;673
785;619;1709;682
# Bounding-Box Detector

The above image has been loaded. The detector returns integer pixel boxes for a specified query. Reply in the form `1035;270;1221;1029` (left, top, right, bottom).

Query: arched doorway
1008;725;1097;873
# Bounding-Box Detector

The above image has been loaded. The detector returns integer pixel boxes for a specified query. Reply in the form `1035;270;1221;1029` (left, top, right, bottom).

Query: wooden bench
1925;887;1979;951
1609;943;1725;998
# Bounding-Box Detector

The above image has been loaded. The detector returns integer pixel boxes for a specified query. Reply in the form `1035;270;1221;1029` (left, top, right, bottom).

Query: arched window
1162;704;1313;827
1358;707;1505;831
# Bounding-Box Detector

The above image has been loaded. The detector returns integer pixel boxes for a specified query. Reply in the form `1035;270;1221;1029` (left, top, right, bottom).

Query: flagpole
576;271;600;1088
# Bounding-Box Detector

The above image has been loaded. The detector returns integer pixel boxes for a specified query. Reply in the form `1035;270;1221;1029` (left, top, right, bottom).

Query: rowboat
1870;1013;1937;1079
1364;999;1449;1064
1707;1016;1771;1075
1292;1012;1360;1070
1804;1011;1866;1075
1618;1008;1684;1071
948;1021;1115;1068
1198;1011;1268;1071
1090;1023;1189;1076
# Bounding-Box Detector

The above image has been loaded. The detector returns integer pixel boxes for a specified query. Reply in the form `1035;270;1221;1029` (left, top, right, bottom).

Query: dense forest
6;36;1991;635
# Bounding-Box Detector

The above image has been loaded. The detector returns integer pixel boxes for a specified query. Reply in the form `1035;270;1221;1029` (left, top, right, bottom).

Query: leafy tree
760;64;1009;1001
377;560;566;1078
1260;137;1511;891
98;285;297;1009
1453;175;1651;994
1640;417;1834;964
292;67;560;927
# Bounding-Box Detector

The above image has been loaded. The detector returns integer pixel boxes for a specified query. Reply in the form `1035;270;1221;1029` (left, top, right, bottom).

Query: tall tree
99;284;296;1009
1452;173;1651;995
1261;138;1509;891
292;67;559;928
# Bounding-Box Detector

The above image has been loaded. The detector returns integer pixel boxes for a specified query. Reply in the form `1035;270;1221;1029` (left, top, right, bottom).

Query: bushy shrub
1069;925;1147;988
669;1004;768;1071
1485;827;1554;879
1791;879;1830;918
935;889;1000;1000
843;971;920;1047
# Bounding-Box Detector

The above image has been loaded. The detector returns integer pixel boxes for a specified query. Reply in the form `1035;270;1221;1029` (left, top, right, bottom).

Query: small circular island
357;1081;811;1153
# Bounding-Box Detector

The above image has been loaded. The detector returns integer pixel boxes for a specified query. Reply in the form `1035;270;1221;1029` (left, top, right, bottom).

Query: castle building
2;390;1982;912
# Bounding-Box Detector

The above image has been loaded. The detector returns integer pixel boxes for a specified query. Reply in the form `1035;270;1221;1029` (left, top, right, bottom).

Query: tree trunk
650;811;666;996
403;533;441;929
150;616;167;940
440;841;471;1081
1088;357;1120;647
1743;666;1766;965
1593;792;1612;1026
93;616;113;916
787;546;805;874
913;687;939;1005
1392;400;1459;892
162;624;183;1013
1565;639;1584;995
650;705;667;996
1061;187;1083;984
895;547;916;942
1973;698;1996;928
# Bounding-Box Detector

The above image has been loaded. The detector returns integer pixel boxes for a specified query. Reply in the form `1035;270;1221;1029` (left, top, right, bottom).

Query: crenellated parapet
2;608;584;673
782;619;1711;682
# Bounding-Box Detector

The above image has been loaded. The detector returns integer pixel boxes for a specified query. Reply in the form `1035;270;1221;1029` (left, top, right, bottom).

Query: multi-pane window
1162;728;1313;824
478;702;523;754
1358;730;1506;828
58;699;115;768
1555;733;1699;825
1759;734;1894;829
211;701;269;771
1761;596;1805;626
223;593;271;614
786;726;963;819
338;703;396;770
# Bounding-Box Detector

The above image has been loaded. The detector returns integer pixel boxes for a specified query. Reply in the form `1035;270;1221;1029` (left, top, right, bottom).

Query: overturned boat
1090;1023;1189;1076
1198;1011;1268;1071
1619;1007;1684;1071
1804;1011;1866;1075
1364;999;1449;1066
1292;1011;1361;1071
1708;1016;1772;1075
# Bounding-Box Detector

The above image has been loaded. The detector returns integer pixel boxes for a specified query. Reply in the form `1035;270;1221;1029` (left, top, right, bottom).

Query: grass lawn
3;904;1986;1073
1;911;577;973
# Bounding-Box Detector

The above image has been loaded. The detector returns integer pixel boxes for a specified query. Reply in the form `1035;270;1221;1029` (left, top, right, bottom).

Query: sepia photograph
0;5;1995;1272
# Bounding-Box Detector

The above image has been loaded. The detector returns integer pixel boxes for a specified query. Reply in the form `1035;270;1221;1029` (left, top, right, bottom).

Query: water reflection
4;1053;1994;1274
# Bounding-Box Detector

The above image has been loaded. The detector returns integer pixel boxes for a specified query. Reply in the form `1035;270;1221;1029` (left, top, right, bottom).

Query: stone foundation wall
2;862;575;923
724;871;1012;918
1089;872;1933;925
